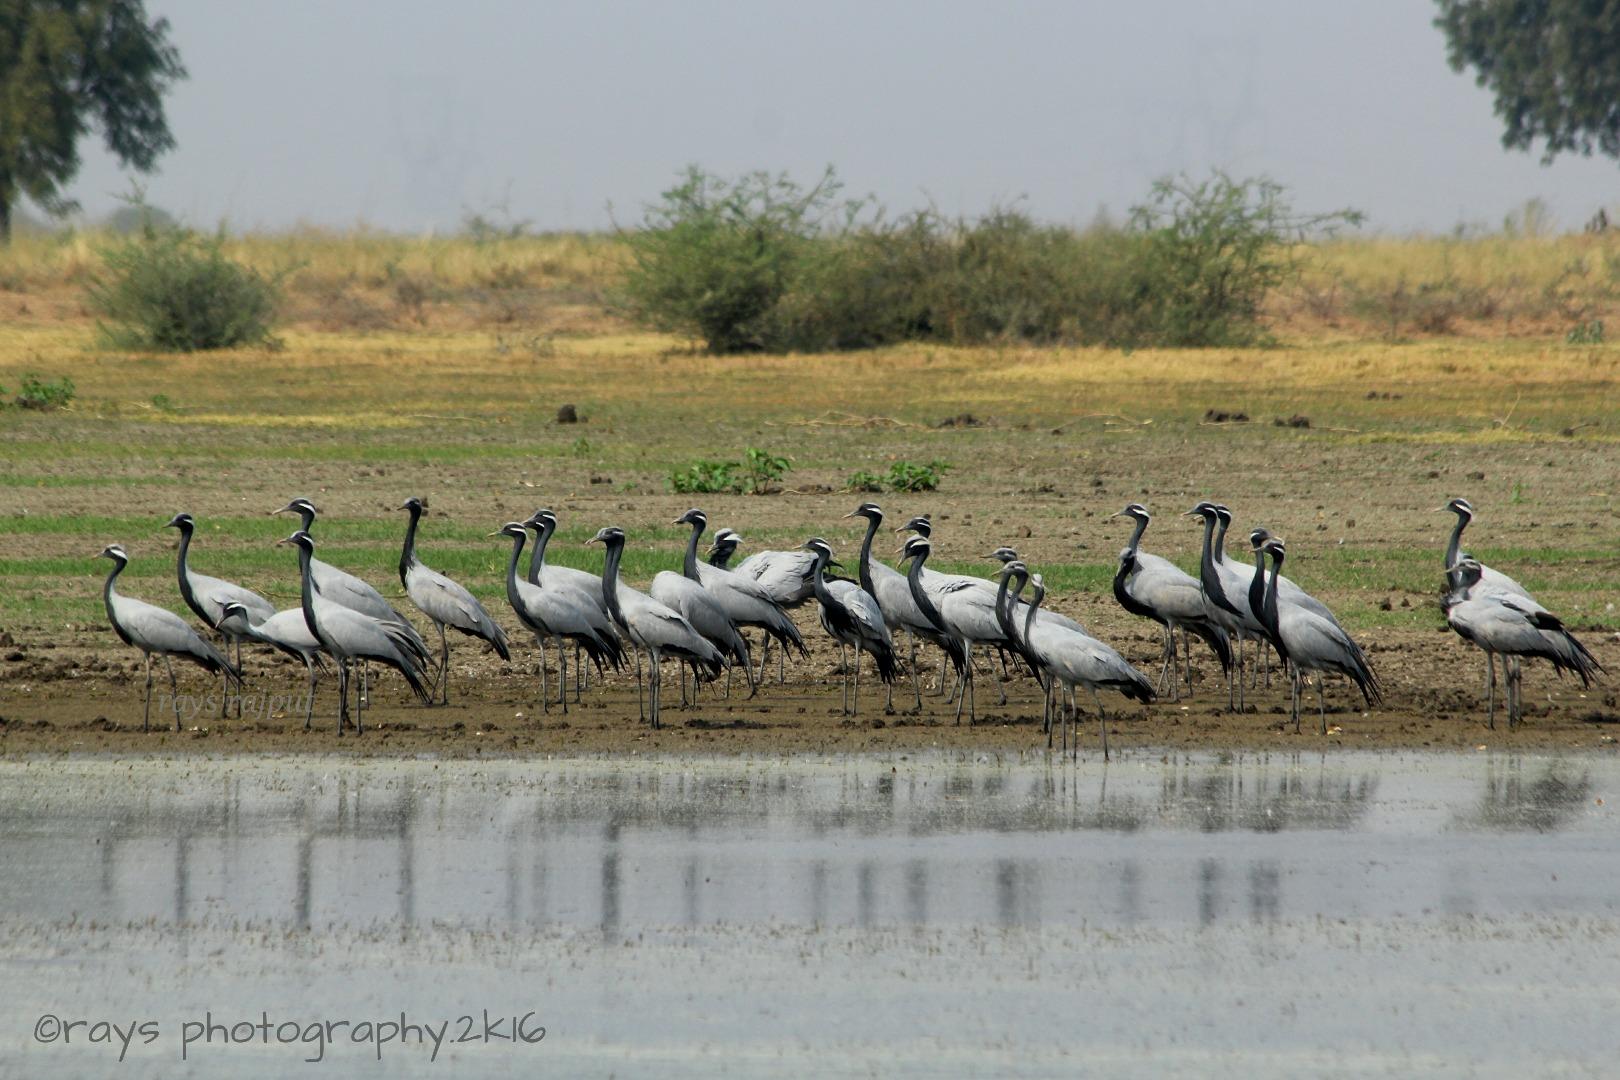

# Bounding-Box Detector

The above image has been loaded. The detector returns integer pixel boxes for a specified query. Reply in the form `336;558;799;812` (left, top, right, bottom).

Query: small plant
670;459;739;494
13;374;75;411
87;217;285;351
570;437;593;457
846;470;885;493
886;459;951;492
1567;319;1604;344
1510;480;1527;505
742;448;791;494
150;393;176;412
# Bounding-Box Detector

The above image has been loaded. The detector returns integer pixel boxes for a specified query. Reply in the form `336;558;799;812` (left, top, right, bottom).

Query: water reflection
0;753;1611;937
1459;758;1593;832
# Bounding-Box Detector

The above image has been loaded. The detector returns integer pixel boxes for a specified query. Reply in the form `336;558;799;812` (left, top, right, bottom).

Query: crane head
1435;497;1474;519
986;545;1020;563
673;508;707;529
896;535;932;562
844;502;883;522
585;526;624;547
893;514;931;536
97;544;128;563
1113;503;1150;523
398;497;425;513
162;512;194;531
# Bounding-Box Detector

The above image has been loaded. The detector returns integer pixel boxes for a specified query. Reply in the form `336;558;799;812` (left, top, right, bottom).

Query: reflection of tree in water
1464;760;1592;833
1160;760;1378;833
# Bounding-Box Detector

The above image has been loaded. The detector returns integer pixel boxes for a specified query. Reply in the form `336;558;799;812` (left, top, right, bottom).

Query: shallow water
1;751;1617;1076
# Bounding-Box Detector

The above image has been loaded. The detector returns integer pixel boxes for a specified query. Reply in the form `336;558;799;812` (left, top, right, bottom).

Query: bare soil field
1;276;1617;755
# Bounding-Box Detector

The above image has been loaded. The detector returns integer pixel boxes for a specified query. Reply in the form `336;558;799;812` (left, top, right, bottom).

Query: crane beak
274;537;292;547
583;537;599;546
842;510;858;519
485;529;503;538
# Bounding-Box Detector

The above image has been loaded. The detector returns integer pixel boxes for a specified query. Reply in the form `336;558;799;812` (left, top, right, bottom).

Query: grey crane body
805;538;896;716
525;509;625;702
1192;503;1267;711
588;526;723;729
848;503;958;710
996;563;1152;758
283;531;433;733
649;520;753;694
1258;539;1381;733
494;523;623;714
99;545;240;731
732;548;817;608
398;497;511;704
675;511;804;691
899;536;993;723
272;499;429;665
1112;504;1232;698
224;600;326;731
1444;557;1602;728
1441;498;1532;599
165;512;273;718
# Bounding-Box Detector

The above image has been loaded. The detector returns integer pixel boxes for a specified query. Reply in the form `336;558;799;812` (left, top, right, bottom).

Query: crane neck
399;504;422;588
1022;582;1042;647
598;536;627;629
1444;512;1468;589
707;541;735;569
856;513;881;598
1262;552;1284;643
1247;550;1269;638
527;521;551;587
295;541;320;643
992;568;1018;644
102;554;127;622
681;520;704;581
1124;514;1149;558
173;520;203;621
502;532;527;615
295;507;315;532
1213;516;1230;565
904;550;948;635
807;547;836;610
1199;515;1240;617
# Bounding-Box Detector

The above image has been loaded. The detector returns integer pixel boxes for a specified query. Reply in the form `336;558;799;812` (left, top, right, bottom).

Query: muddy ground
3;613;1616;756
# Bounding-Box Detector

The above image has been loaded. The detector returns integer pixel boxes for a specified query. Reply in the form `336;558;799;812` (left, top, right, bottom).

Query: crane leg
304;659;317;732
558;636;569;715
1044;679;1053;749
539;636;550;716
853;651;861;717
575;642;584;701
1484;652;1496;730
141;653;153;733
634;647;645;722
1318;679;1327;735
1156;626;1174;697
161;655;181;732
355;659;365;735
435;623;450;705
756;636;771;686
649;654;659;730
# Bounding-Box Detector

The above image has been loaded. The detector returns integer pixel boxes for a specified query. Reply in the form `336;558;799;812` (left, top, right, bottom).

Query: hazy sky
50;0;1620;234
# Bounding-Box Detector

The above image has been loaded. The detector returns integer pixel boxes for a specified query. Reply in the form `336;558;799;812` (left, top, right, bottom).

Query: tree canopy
0;0;186;241
1436;0;1620;165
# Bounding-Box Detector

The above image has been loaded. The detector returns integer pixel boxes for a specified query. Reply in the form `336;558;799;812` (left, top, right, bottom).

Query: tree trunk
0;196;10;246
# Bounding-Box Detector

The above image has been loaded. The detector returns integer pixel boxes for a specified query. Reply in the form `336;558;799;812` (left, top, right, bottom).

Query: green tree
1436;0;1620;164
0;1;186;243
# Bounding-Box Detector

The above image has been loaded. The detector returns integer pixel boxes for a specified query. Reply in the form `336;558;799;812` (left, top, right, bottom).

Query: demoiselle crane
272;497;430;704
727;536;817;684
524;508;612;702
491;522;622;714
673;509;804;696
803;537;897;716
1444;556;1602;728
1255;538;1382;733
164;511;273;716
897;535;999;723
223;600;326;731
1189;502;1266;711
1437;497;1539;710
1111;503;1232;699
845;502;953;711
894;515;1014;703
279;530;433;733
648;515;752;700
99;544;240;731
585;526;724;729
397;497;511;704
995;561;1152;758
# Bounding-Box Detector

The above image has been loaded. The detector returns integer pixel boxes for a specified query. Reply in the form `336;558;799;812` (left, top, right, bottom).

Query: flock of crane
95;495;1604;755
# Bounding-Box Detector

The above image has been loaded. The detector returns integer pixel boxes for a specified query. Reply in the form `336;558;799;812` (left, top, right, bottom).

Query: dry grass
7;226;1620;341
